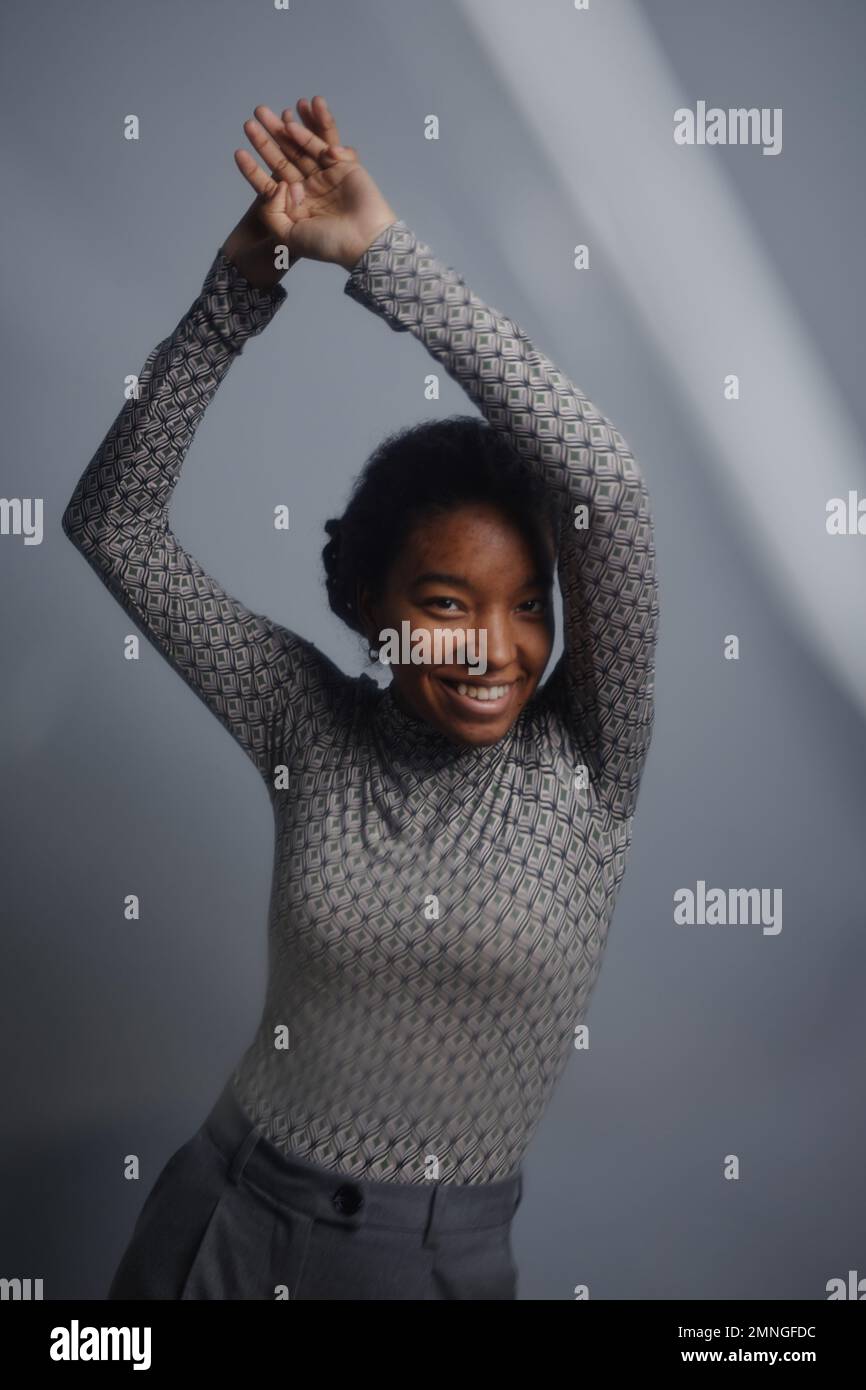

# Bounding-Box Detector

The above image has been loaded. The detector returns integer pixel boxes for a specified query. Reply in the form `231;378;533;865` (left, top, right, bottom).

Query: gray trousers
107;1078;524;1300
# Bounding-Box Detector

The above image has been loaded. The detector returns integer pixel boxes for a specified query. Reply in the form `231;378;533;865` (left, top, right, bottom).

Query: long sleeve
62;249;328;790
344;219;659;820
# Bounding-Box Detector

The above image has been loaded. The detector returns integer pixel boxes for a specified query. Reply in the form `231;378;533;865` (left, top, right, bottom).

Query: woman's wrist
337;212;400;274
220;241;294;291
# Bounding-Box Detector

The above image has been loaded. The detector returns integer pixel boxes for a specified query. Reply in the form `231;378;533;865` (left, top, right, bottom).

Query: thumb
274;179;305;217
260;179;297;236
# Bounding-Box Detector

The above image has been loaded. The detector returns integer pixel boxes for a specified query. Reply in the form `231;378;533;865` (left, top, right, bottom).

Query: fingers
281;112;333;165
294;95;359;162
240;94;355;219
234;148;304;211
296;94;342;149
244;110;306;183
253;103;320;177
234;148;279;199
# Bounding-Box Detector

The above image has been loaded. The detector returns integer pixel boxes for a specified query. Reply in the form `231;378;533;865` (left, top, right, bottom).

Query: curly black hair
322;415;561;659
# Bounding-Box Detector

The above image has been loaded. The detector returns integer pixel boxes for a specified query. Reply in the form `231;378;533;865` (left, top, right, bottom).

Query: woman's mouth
435;676;518;717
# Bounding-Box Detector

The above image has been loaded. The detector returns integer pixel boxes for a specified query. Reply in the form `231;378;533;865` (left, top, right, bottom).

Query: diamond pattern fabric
62;221;658;1183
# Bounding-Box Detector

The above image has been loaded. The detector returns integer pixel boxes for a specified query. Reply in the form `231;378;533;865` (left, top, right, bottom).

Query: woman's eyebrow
410;570;471;587
411;570;551;589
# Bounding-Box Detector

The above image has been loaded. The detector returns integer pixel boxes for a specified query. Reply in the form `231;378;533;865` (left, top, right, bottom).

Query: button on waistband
332;1183;364;1215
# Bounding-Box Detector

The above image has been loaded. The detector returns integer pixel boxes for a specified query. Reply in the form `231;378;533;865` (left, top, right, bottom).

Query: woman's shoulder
270;624;379;752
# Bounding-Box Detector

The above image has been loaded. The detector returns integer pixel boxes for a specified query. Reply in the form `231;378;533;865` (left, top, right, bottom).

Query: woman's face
359;502;556;747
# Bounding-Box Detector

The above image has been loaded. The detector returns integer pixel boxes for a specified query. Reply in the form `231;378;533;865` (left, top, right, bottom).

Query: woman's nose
473;611;517;672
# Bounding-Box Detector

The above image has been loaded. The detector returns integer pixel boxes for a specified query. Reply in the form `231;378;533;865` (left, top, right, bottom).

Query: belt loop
228;1125;260;1185
421;1180;447;1249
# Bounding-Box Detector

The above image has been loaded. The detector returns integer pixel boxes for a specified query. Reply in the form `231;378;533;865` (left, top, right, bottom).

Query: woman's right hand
229;95;399;276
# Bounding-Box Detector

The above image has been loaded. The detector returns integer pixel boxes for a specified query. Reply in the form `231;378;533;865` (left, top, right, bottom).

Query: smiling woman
62;94;658;1300
322;412;561;747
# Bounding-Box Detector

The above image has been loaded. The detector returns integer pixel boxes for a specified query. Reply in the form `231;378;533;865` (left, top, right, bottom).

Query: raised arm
217;97;658;817
61;243;327;790
341;221;659;820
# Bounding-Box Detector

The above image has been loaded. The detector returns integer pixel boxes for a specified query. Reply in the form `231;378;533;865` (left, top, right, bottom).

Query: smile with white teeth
448;680;512;701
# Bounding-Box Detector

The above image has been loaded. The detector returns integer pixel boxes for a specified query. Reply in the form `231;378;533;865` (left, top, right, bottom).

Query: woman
63;95;659;1300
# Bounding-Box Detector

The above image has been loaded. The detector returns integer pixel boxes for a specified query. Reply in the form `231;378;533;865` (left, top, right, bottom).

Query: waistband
201;1078;523;1240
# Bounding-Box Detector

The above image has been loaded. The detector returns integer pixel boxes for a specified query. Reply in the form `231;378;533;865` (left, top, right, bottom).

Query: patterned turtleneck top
62;219;659;1184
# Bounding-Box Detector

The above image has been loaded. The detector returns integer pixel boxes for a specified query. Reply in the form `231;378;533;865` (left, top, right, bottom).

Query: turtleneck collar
371;677;514;767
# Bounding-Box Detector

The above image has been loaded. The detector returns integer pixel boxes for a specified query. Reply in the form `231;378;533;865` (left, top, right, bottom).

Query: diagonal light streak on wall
457;0;866;719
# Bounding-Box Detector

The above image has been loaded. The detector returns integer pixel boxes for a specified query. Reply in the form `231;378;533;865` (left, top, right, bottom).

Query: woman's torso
231;668;634;1184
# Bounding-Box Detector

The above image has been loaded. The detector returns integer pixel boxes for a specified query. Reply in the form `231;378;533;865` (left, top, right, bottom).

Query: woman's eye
520;598;547;613
427;597;460;612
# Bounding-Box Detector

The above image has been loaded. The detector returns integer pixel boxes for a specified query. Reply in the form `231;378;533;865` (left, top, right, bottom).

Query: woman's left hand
227;95;398;278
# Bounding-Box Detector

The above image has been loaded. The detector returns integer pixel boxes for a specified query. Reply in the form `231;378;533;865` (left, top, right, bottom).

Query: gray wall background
1;0;864;1299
